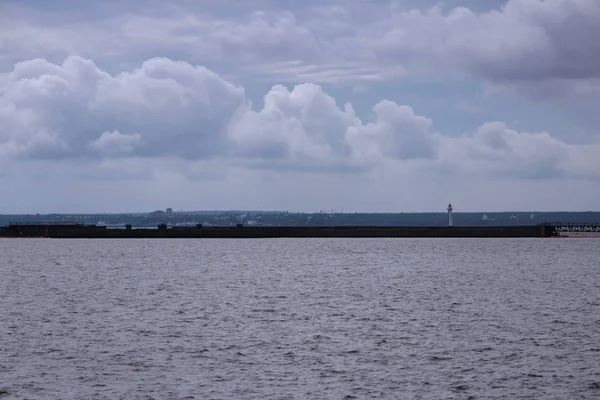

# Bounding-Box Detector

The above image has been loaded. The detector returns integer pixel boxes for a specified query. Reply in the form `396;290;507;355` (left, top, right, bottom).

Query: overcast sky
1;0;599;213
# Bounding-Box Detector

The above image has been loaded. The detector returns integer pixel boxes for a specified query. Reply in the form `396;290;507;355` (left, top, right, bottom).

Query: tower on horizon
447;203;453;227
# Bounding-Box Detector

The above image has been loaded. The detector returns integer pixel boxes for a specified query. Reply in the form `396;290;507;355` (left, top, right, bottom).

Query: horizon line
1;210;599;216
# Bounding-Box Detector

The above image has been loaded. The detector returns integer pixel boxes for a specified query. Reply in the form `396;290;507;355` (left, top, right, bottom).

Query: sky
1;0;599;213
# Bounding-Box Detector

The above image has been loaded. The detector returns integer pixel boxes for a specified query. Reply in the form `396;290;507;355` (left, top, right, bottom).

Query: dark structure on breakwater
541;222;600;233
0;222;559;238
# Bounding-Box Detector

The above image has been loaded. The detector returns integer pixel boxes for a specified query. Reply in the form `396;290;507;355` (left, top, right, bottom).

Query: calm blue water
1;238;599;399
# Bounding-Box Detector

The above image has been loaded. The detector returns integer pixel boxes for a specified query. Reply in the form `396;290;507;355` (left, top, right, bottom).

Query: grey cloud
89;131;142;156
372;0;600;88
4;0;599;97
0;3;330;71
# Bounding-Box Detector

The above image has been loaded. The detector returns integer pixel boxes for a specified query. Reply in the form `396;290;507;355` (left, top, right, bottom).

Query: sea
1;238;599;399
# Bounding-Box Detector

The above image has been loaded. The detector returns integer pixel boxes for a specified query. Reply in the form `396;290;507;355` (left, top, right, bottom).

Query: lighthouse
447;203;453;227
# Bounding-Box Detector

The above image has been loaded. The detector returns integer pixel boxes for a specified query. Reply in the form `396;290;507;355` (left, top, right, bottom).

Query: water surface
1;238;599;399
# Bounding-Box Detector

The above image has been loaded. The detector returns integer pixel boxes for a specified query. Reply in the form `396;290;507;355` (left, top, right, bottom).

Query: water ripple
0;238;599;399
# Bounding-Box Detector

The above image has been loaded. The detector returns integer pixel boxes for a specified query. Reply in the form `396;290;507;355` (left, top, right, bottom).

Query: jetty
0;222;558;238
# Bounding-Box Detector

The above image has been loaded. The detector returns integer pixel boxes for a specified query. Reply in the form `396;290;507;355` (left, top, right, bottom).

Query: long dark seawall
0;225;556;238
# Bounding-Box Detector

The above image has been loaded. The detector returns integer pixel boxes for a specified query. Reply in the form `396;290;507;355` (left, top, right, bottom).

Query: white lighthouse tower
447;203;453;227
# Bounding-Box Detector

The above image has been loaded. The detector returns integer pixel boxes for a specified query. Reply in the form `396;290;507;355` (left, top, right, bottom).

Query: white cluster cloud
1;56;598;181
1;56;245;160
438;122;600;179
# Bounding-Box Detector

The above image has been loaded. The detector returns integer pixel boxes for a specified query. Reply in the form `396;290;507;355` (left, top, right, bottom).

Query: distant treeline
1;211;599;228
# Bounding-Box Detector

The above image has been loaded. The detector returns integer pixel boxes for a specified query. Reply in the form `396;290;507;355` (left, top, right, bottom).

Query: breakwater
1;223;556;238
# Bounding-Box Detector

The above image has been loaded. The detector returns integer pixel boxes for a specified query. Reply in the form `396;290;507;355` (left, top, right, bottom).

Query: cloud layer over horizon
1;0;599;213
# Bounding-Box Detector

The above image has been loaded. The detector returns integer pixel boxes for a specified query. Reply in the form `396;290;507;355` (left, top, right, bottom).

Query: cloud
2;0;599;95
0;56;436;169
89;130;142;156
1;55;598;182
368;0;600;77
1;56;246;160
439;122;565;179
347;100;435;162
228;83;358;169
0;1;598;213
441;121;600;179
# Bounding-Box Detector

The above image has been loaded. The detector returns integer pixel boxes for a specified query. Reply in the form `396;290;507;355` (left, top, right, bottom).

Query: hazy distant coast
2;210;599;228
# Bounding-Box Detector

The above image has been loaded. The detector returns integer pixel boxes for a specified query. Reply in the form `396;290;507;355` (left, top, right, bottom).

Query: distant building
166;208;173;218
